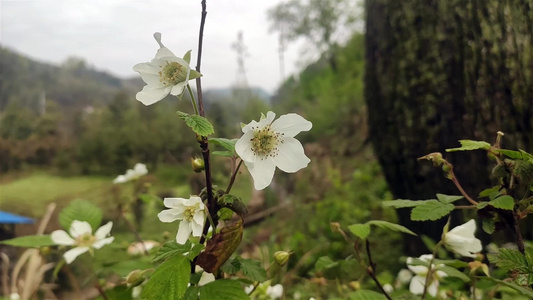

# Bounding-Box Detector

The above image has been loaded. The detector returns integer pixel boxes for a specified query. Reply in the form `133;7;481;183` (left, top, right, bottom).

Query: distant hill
0;47;271;112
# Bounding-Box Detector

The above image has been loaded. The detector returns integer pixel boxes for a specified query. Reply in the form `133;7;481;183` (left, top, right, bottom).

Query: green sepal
189;69;202;80
183;50;192;64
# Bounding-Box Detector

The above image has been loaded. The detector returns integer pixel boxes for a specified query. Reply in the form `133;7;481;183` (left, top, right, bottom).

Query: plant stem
119;205;148;255
365;240;392;300
422;241;443;299
187;84;199;115
449;168;478;205
95;282;109;300
225;159;243;194
195;0;207;117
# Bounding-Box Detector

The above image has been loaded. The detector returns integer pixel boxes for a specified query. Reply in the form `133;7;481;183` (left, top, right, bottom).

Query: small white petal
444;220;482;257
63;246;90;264
193;210;205;227
427;279;439;297
136;85;171;106
190;219;204;237
272;137;310;173
163;197;188;209
51;230;75;245
94;222;113;240
93;236;115;249
158;209;182;223
271;113;312;137
235;131;256;162
170;82;187;96
409;275;426;295
198;271;215;286
133;163;148;176
176;221;192;244
69;221;92;238
113;175;127;184
267;284;283;298
246;157;277;190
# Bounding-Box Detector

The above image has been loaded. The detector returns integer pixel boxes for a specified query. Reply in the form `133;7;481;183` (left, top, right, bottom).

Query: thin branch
195;0;207;117
365;240;392;300
225;159;243;194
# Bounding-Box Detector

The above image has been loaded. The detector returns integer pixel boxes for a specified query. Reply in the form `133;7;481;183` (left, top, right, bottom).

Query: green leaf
488;248;528;272
477;202;489;209
177;112;215;136
199;279;249;300
348;223;371;239
210;138;237;153
497;149;524;160
183;286;201;300
0;235;54;247
315;256;339;272
153;241;204;262
482;219;495;234
489;195;515;210
218;194;248;217
367;220;417;236
197;220;243;273
437;265;470;282
382;199;430;208
478;186;501;199
411;200;454;221
436;194;463;204
58;199;102;231
348;289;388;300
141;255;190;300
212;151;234;157
446;140;491;152
237;259;267;282
483;277;533;298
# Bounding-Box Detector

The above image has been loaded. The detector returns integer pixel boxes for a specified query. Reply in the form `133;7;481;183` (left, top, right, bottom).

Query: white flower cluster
113;163;148;184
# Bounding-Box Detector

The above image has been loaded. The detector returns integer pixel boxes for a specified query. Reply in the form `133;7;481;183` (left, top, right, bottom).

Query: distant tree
365;0;533;254
267;0;359;72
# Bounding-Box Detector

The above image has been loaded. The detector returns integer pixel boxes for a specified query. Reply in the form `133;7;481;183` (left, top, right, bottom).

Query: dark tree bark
365;0;533;255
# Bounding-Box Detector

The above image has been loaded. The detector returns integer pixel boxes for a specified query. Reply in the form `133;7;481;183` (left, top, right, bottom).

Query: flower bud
274;251;290;267
349;281;361;290
125;269;145;287
191;157;205;173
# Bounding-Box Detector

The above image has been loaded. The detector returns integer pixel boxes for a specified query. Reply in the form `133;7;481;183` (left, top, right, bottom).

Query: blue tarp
0;211;34;224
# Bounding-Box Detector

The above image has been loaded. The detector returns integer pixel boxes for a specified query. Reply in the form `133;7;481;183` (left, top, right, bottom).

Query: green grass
0;172;114;218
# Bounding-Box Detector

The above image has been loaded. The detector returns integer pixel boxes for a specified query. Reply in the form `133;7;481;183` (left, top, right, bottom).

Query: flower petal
271;113;312;137
94;221;113;240
272;137;310;173
163;197;188;209
190;218;204;237
235;131;256;162
158;209;182;223
63;246;90;264
133;163;148;176
93;236;115;249
69;221;92;238
133;62;165;87
51;230;75;245
136;85;171;106
113;175;127;184
176;220;192;244
246;157;276;190
170;82;187;96
409;275;426;295
198;271;215;286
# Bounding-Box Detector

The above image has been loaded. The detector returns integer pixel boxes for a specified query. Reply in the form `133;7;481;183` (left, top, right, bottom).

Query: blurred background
1;0;532;298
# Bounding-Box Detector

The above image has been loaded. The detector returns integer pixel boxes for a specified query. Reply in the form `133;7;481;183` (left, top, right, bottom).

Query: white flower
127;240;160;256
266;284;283;299
443;219;482;258
406;254;447;297
113;163;148;184
10;293;20;300
51;220;114;264
235;111;312;190
194;266;215;286
158;196;206;244
133;32;200;105
397;268;413;285
382;283;393;294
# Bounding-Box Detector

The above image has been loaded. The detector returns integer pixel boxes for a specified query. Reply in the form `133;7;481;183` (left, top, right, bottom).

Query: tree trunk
365;0;533;255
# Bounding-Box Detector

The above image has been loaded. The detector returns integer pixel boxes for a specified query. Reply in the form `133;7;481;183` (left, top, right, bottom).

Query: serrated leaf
348;223;371;239
489;195;515;210
177;112;215;136
183;286;201;300
0;235;54;247
153;241;204;262
446;140;491;152
411;200;454;221
488;248;528;272
477;202;489;209
382;199;430;208
437;265;470;282
497;149;524;160
238;259;267;282
482;219;495;234
59;199;102;231
141;255;190;300
367;220;417;236
483;277;533;298
199;279;249;300
197;220;243;273
436;194;463;204
315;256;339;272
220;258;241;274
348;289;388;300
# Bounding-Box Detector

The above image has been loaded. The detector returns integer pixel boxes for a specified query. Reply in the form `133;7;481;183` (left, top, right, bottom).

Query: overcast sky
1;0;309;93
